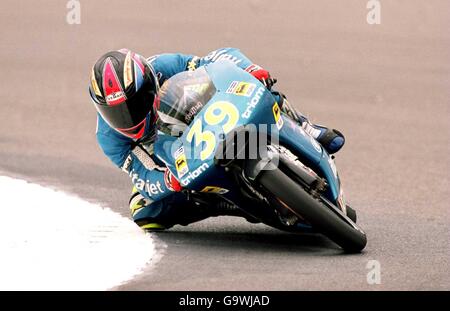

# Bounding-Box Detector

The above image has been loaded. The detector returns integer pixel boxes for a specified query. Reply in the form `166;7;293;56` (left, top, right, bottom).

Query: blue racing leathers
96;48;258;215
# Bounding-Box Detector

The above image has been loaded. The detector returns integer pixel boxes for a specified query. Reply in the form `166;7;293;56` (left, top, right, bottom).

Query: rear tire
258;168;367;252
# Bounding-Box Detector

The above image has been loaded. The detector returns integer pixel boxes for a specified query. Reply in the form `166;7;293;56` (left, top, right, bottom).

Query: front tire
258;168;367;252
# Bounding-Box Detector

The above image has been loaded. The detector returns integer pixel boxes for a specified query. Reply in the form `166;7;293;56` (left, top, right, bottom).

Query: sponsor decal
90;68;102;97
244;64;262;74
226;81;238;93
180;163;210;186
185;101;204;123
123;51;133;89
272;102;284;129
173;146;185;158
103;57;127;106
129;170;165;197
146;181;165;195
242;86;265;119
184;83;209;94
174;147;189;178
202;49;242;65
226;81;256;97
200;186;229;194
106;91;125;103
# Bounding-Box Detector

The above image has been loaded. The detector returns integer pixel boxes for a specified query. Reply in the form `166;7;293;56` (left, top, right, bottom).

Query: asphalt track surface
1;0;449;290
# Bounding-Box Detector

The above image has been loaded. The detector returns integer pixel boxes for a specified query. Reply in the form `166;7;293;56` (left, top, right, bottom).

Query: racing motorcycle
153;60;367;252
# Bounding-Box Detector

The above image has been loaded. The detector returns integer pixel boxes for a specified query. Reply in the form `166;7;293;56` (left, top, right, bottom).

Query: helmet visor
95;83;156;130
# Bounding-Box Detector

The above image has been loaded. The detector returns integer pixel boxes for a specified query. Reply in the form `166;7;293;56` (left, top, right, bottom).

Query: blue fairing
154;60;341;203
277;116;340;201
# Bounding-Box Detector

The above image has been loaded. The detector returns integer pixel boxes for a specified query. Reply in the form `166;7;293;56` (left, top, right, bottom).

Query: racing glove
245;64;277;90
165;169;182;192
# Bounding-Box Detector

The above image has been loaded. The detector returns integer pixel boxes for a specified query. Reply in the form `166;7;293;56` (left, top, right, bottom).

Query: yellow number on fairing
186;118;216;161
186;101;240;161
204;101;239;133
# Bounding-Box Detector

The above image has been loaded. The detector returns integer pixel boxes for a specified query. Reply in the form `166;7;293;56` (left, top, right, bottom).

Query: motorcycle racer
89;48;345;230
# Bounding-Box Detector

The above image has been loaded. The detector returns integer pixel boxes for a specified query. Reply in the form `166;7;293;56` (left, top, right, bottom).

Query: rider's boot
129;187;260;232
274;92;345;154
129;187;168;231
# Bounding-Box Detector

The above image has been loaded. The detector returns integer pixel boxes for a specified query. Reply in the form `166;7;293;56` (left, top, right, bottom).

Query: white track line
0;176;156;290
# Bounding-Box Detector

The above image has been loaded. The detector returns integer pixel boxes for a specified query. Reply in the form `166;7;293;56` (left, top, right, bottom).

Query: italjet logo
242;87;265;119
129;170;165;196
181;163;210;186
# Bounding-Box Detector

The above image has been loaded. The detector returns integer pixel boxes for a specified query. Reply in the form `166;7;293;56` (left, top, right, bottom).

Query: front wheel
258;168;367;252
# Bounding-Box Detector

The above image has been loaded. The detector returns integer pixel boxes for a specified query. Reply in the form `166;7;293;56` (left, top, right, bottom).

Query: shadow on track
153;225;355;255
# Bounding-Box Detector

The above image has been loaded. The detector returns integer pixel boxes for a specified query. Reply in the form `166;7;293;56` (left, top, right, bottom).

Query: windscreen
156;67;216;136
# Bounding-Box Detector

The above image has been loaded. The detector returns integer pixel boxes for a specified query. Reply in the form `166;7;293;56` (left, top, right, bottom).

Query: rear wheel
258;168;367;252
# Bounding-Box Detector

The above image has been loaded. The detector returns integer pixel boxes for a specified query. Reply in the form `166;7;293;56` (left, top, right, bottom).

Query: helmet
89;49;159;139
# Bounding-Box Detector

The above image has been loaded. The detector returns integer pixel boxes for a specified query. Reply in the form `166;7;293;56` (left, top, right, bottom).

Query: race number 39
186;101;239;160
